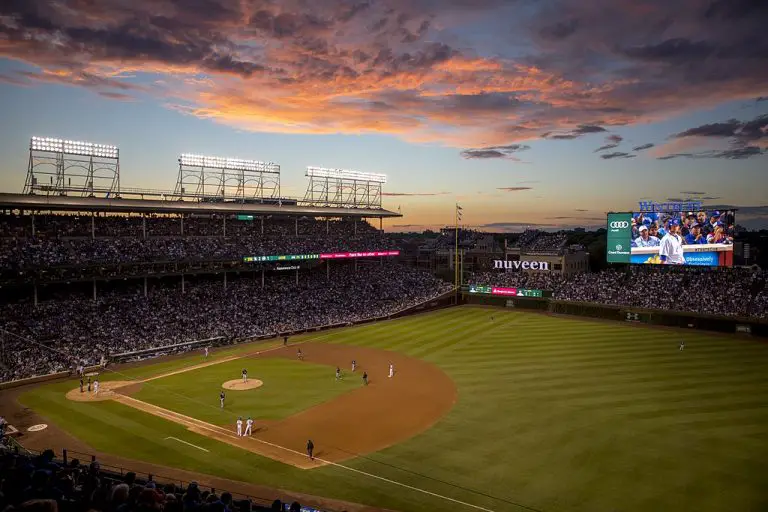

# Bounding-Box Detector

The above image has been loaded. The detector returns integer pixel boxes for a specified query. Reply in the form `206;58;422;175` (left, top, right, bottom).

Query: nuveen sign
493;260;550;271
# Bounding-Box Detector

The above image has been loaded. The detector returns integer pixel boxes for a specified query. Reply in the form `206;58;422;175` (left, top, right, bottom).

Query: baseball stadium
1;137;767;512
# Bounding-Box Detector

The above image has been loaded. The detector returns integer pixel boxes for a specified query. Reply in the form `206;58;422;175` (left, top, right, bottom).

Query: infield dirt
61;342;457;469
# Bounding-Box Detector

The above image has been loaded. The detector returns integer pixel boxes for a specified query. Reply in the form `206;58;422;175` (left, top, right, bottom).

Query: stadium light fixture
30;136;119;159
179;153;280;173
306;166;387;183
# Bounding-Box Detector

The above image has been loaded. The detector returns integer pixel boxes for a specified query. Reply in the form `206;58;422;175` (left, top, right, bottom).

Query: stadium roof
0;193;401;218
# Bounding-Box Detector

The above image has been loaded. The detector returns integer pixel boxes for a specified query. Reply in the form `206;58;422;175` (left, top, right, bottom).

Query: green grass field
133;357;358;424
19;306;768;512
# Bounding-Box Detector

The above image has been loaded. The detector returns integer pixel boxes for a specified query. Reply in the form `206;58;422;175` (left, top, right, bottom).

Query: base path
64;342;458;469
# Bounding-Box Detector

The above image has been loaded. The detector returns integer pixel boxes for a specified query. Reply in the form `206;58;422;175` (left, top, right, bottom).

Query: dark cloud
497;187;533;192
662;114;768;160
658;146;765;160
622;38;716;62
544;124;607;140
539;19;579;40
632;143;655;151
594;133;623;152
460;144;530;159
704;0;768;21
600;152;636;159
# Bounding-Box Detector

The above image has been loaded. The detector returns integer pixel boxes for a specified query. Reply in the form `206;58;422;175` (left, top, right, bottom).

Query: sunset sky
0;0;766;231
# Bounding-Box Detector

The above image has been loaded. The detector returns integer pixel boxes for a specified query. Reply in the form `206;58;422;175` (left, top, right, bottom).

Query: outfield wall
461;293;768;338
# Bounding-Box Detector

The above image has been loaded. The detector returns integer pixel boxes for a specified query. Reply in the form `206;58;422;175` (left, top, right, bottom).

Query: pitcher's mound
222;379;263;390
66;381;134;402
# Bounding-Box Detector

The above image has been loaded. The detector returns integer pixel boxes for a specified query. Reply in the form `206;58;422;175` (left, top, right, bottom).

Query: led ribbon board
243;250;400;263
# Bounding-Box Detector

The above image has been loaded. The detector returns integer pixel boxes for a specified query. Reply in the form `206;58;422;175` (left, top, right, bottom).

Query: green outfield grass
134;358;359;424
19;306;768;512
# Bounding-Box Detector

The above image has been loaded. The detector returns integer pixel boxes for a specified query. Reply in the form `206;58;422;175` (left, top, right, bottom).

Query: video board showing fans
607;210;735;267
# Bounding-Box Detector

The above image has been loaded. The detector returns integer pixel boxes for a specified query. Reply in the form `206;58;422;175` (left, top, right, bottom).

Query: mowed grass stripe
20;305;768;512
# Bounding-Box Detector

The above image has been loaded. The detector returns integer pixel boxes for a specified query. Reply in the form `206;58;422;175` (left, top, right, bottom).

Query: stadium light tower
303;166;387;209
174;153;281;202
24;137;121;197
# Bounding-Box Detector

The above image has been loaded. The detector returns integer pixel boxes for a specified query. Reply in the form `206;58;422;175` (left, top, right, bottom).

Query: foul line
164;436;210;452
117;395;496;511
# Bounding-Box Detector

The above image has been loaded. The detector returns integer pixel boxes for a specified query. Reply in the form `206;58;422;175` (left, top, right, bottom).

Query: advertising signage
468;285;544;297
493;260;550;271
243;250;400;263
606;213;632;263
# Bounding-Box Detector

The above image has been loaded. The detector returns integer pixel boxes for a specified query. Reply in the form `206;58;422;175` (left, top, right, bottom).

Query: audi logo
610;221;630;229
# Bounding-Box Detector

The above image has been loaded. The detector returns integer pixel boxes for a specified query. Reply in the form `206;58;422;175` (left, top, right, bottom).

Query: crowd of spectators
0;448;308;512
471;266;767;318
0;214;391;270
0;264;453;382
521;233;568;254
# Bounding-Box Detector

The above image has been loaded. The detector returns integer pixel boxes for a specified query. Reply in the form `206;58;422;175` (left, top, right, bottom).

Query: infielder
220;391;225;409
659;219;686;265
351;360;356;372
335;367;341;381
362;372;368;386
388;363;394;378
245;417;253;436
236;417;243;437
297;348;304;361
242;368;248;383
93;379;99;395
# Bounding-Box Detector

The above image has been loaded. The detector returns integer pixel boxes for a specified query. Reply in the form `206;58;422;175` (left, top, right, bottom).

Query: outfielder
236;417;243;437
204;347;209;359
388;363;394;378
679;340;685;351
220;391;225;409
245;417;253;436
242;368;248;383
659;219;686;265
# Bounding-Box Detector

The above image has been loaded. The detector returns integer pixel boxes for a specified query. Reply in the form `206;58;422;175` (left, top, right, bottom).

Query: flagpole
455;204;459;302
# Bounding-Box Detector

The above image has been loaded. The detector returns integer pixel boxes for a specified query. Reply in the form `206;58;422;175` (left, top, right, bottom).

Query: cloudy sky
0;0;767;231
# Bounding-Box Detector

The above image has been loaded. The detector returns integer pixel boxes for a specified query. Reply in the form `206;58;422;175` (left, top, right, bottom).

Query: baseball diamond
4;307;768;512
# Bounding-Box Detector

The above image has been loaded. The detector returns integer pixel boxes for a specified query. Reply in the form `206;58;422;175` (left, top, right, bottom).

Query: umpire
306;439;314;460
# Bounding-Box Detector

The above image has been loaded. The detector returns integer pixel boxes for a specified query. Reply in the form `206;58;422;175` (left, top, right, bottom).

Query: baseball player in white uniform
659;219;686;265
93;379;99;395
388;363;394;378
245;417;253;436
204;347;209;359
219;391;225;408
236;417;243;436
